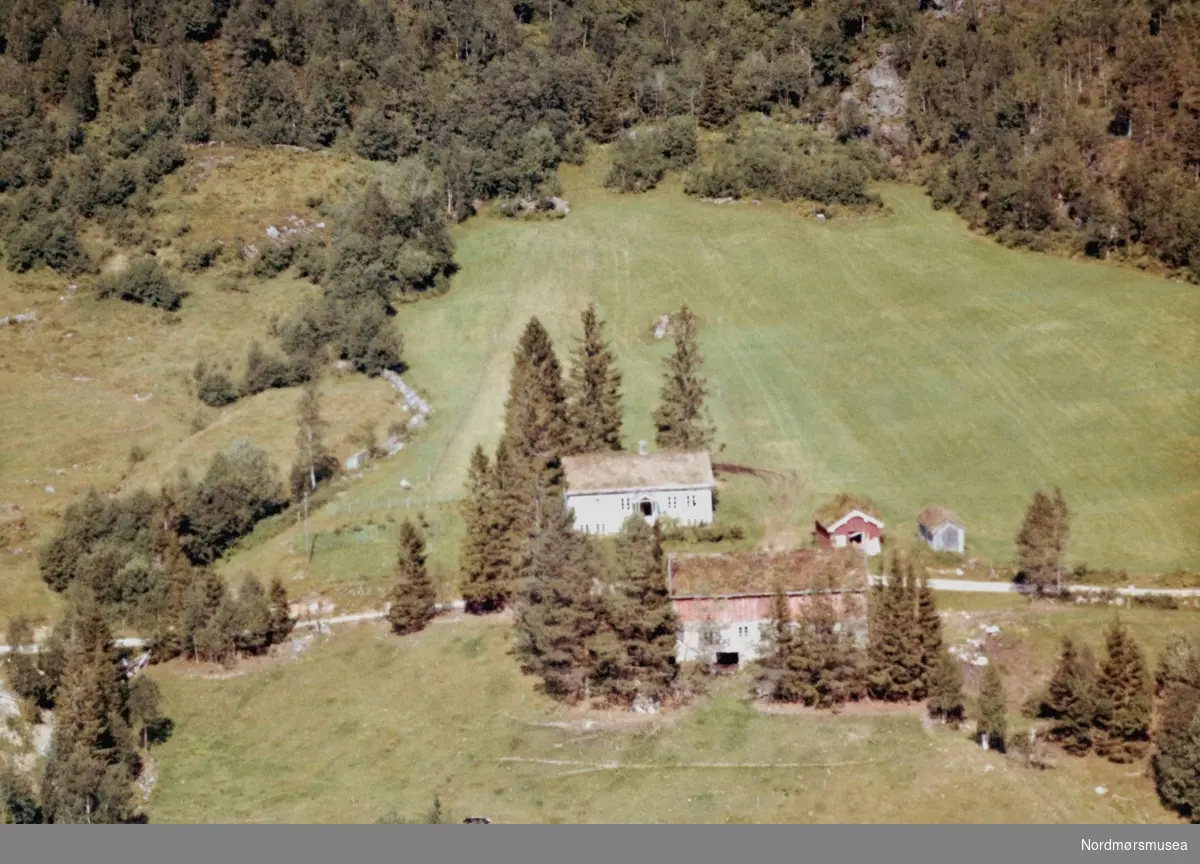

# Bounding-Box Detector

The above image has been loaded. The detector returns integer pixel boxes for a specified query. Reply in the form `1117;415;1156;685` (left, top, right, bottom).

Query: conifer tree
653;305;714;451
1015;488;1070;594
789;587;863;709
511;498;601;701
699;48;736;129
977;662;1008;751
915;570;943;698
41;638;138;824
1156;633;1198;697
460;446;509;613
387;519;437;635
66;51;99;122
594;516;679;704
867;553;919;701
499;318;570;569
127;676;162;751
234;575;273;654
1095;617;1152;763
0;767;42;823
565;303;624;454
199;591;240;665
758;580;795;699
1043;636;1098;754
1152;640;1200;820
927;649;965;725
267;576;293;644
3;616;48;706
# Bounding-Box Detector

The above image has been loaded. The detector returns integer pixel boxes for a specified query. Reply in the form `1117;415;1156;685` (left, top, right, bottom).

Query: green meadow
2;149;1198;621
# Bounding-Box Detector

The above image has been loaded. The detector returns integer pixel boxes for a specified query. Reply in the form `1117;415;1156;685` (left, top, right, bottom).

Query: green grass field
268;156;1199;600
144;604;1199;824
2;146;1198;622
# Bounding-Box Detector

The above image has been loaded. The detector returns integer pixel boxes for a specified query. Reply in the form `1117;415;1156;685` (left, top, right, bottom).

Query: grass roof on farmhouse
918;506;962;529
668;548;866;597
562;450;715;493
814;493;880;526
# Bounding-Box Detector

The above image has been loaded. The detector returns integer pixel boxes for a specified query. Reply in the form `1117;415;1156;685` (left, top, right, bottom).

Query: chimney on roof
638;440;648;456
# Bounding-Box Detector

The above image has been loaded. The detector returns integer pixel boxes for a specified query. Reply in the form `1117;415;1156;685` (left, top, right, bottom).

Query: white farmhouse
561;448;715;536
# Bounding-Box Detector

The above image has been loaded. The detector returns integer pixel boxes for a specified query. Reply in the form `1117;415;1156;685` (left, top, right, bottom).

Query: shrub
140;138;185;186
193;361;238;407
684;117;881;207
181;240;222;273
99;258;185;310
242;341;308;395
251;241;296;279
6;211;90;274
604;118;698;193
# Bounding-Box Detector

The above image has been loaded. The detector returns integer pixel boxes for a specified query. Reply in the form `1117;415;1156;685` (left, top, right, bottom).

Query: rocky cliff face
858;44;910;155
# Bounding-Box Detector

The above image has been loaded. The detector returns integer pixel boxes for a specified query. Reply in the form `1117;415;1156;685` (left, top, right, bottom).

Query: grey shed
918;506;965;554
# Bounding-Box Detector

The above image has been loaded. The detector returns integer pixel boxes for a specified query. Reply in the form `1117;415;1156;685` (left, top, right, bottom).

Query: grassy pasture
2;145;1198;622
144;605;1198;824
255;155;1199;600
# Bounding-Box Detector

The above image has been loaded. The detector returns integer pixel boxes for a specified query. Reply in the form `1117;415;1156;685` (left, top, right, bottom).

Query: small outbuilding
918;506;965;554
561;448;715;536
813;494;884;557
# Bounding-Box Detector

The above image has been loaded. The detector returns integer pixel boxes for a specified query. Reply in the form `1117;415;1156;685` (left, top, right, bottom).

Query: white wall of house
676;620;768;666
675;617;869;667
566;486;714;536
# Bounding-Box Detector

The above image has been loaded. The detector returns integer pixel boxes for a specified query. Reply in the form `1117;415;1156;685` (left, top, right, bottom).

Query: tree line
1;0;1196;279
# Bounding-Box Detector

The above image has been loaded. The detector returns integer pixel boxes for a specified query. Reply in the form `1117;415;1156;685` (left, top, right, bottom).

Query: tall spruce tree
1095;617;1152;763
1015;488;1070;594
977;662;1008;752
1152;638;1200;820
565;303;624;455
867;553;921;701
1042;636;1098;754
927;649;965;725
459;446;511;613
387;519;437;635
40;633;138;824
915;570;943;699
499;318;570;573
787;586;863;709
511;497;601;702
699;49;736;129
594;516;679;704
653;305;714;451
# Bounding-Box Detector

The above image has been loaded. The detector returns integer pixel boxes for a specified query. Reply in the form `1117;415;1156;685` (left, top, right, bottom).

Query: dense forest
0;0;1197;279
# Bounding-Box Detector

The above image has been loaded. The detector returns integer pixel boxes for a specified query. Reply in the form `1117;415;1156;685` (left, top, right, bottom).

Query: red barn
813;494;884;557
